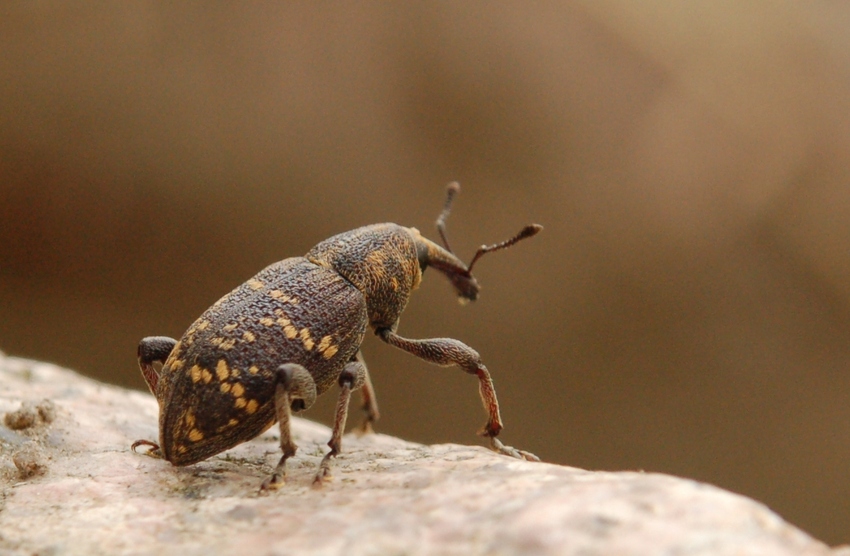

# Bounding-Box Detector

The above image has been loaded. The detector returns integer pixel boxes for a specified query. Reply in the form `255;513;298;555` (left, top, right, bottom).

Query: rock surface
0;353;844;556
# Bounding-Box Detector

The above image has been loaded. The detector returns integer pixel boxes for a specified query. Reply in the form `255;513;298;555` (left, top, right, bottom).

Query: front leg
377;328;539;462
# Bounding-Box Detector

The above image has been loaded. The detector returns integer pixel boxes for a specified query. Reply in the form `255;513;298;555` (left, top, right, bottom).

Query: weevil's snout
450;271;480;303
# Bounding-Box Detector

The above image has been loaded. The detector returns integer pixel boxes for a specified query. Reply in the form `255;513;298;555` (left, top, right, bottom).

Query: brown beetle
133;183;542;489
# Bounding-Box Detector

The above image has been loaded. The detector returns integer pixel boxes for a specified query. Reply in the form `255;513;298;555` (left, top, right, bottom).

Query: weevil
132;183;542;489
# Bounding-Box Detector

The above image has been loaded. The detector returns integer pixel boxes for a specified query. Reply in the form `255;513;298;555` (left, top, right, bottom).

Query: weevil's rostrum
133;183;542;490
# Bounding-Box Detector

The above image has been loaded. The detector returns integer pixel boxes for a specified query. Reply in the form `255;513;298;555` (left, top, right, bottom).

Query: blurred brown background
2;1;850;545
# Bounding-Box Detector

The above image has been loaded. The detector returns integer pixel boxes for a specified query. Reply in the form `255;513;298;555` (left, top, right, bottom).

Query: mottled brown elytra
133;183;542;490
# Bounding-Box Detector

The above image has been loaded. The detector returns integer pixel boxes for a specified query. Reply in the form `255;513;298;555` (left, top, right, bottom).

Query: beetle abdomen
157;257;367;465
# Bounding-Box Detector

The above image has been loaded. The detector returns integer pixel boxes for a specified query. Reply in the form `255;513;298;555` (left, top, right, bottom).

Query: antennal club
467;224;543;274
435;181;460;253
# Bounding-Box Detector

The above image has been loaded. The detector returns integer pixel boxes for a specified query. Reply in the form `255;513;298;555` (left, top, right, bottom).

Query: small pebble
3;399;56;430
12;449;47;479
4;407;37;430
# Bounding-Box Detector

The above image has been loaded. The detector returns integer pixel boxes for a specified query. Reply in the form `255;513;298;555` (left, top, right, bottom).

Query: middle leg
354;350;380;434
260;363;318;491
313;357;367;486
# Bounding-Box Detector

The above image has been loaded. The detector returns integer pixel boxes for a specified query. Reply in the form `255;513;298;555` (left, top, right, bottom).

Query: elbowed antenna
434;181;542;275
436;181;460;254
467;224;543;274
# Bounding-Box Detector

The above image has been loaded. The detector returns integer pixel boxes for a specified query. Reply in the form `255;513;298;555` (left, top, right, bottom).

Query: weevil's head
412;229;481;303
447;267;480;303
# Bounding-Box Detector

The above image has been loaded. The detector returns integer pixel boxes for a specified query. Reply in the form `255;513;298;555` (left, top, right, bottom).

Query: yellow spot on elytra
323;345;339;360
220;382;232;393
190;365;202;383
223;323;239;332
188;429;204;442
260;317;275;327
209;337;223;347
231;383;245;398
246;399;259;414
268;290;298;304
170;359;185;371
219;339;237;350
197;320;210;331
283;325;298;339
299;328;314;350
201;369;213;384
184;411;196;427
390;276;399;291
299;328;315;351
217;419;240;433
249;366;259;375
247;279;265;291
216;360;230;381
317;335;332;353
234;397;247;409
243;331;256;343
177;445;187;454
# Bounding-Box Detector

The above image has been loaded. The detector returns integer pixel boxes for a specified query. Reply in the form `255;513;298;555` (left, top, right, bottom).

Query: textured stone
0;354;844;556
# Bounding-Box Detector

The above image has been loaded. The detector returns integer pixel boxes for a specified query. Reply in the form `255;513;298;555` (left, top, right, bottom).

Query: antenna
435;181;460;254
466;224;543;274
435;181;542;274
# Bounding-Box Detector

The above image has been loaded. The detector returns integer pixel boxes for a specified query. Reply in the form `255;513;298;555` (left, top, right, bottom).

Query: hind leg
137;336;177;396
131;336;178;458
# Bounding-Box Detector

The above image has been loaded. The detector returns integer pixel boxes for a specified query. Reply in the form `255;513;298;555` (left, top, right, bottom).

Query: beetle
132;183;542;489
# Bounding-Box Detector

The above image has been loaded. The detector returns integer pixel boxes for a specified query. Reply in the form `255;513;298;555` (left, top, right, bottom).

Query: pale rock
0;354;844;556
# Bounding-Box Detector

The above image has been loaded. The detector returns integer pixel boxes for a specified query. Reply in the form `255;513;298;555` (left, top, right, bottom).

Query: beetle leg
377;328;540;462
131;439;163;459
313;359;367;486
131;336;178;457
137;336;177;396
260;363;317;492
354;350;380;434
